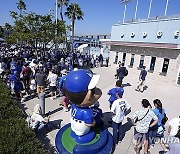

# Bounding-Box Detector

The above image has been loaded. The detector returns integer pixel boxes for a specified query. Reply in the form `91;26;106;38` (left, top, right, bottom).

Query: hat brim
88;74;100;90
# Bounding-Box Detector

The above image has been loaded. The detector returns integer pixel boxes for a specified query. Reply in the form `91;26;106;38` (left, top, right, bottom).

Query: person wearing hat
64;69;102;143
110;90;131;146
108;80;124;109
31;104;57;134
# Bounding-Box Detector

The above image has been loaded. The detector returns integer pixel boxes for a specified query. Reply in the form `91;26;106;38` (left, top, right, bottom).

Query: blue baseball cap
65;69;100;93
117;88;124;97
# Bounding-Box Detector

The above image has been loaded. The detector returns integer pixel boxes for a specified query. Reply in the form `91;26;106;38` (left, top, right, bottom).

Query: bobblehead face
65;87;102;107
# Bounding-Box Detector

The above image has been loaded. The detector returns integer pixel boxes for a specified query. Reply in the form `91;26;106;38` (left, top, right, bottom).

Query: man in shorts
47;69;58;100
35;68;46;98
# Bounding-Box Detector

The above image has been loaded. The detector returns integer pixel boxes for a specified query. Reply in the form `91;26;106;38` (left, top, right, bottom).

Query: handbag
134;109;149;123
161;113;168;125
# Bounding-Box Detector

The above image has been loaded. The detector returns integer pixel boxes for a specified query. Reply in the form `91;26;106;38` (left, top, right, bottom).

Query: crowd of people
0;44;179;154
0;44;108;103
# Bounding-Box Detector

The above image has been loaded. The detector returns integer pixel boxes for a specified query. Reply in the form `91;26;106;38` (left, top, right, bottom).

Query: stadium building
108;15;180;85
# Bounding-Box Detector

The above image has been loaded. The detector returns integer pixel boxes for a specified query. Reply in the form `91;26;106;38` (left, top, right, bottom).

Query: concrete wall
110;46;180;84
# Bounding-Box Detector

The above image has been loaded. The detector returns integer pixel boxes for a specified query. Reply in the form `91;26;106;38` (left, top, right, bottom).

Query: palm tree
58;0;69;52
65;3;83;52
58;0;69;21
16;0;26;16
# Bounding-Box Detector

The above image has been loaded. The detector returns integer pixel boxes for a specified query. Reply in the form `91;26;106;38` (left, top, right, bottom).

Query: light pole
148;0;153;19
120;0;132;24
134;0;139;19
164;0;169;16
55;0;58;50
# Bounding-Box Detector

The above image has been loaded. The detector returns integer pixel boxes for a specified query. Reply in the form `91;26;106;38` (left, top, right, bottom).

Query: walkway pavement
21;64;180;154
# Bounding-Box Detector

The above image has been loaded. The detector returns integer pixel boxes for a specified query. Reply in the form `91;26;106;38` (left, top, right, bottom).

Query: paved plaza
22;64;180;154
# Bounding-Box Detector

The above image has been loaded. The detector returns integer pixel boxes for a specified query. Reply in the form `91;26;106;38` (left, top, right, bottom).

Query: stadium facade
108;15;180;85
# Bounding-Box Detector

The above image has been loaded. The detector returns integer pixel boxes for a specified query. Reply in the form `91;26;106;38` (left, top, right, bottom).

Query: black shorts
50;86;56;92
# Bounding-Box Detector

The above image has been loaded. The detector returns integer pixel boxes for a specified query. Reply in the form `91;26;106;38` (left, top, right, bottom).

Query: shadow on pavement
103;112;112;129
37;134;57;154
119;117;133;141
48;107;63;115
122;82;132;88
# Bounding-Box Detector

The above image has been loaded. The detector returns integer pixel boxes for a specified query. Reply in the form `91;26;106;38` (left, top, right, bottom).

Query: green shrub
0;80;49;153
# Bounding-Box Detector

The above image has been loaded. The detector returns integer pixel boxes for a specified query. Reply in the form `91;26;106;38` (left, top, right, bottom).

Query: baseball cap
65;69;100;93
117;88;124;97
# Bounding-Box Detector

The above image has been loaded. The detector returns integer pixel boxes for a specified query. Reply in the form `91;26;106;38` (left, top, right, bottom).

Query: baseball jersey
71;104;94;136
111;98;131;123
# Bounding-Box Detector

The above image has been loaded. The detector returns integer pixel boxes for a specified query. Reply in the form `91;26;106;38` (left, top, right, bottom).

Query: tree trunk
60;5;64;21
71;19;75;53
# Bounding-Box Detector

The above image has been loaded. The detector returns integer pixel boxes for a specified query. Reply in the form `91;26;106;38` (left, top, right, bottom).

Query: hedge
0;80;49;153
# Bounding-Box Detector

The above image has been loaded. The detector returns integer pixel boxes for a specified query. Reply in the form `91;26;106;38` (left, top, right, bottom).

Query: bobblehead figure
64;69;102;143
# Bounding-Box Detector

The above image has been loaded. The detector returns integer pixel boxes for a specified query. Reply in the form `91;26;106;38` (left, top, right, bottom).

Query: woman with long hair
149;99;166;146
131;99;158;154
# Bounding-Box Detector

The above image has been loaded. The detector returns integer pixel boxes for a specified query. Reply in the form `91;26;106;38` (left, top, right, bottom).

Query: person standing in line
35;67;46;99
58;69;69;112
111;92;131;146
117;63;128;83
131;99;158;154
148;99;167;151
47;69;58;100
167;128;180;154
135;66;147;92
168;116;180;136
21;63;32;94
107;80;124;109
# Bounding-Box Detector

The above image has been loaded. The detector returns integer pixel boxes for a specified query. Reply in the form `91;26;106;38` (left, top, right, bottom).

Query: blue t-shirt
71;104;94;124
153;108;165;126
108;87;124;104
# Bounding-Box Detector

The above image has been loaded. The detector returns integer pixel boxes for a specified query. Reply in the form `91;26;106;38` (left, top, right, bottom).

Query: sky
0;0;180;35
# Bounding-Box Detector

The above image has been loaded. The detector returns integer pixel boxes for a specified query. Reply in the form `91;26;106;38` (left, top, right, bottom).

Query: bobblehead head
65;69;102;107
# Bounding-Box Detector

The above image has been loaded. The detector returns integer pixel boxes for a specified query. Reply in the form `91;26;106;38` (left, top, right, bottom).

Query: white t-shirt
132;108;158;134
30;79;36;90
31;113;44;129
168;118;180;136
111;98;131;123
47;73;58;87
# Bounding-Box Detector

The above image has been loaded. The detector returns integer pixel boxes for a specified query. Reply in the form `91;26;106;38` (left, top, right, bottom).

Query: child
107;80;124;109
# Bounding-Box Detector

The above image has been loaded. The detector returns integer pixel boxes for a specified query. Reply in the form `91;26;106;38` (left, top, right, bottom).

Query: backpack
161;113;168;125
124;68;128;76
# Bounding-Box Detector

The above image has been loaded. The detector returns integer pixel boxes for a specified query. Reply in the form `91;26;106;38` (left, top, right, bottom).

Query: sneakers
50;97;54;100
64;108;69;112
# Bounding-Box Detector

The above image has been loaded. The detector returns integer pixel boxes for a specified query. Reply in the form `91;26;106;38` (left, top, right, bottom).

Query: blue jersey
108;87;124;104
10;62;17;74
91;106;103;126
9;74;18;82
14;80;23;91
58;75;66;90
71;104;94;124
